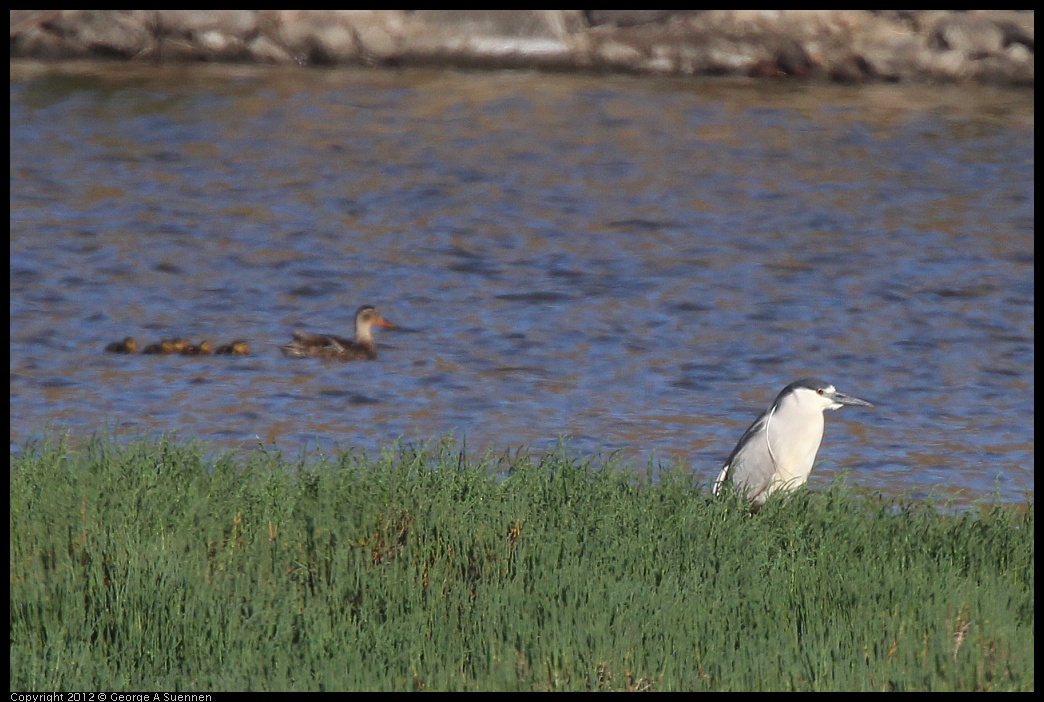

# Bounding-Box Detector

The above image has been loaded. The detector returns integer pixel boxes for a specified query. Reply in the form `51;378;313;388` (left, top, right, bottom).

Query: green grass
9;436;1034;691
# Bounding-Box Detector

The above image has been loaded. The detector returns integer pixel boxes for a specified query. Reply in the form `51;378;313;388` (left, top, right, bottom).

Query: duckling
214;340;251;355
281;305;394;361
180;340;213;356
142;339;178;354
167;338;192;353
104;337;138;354
142;337;191;354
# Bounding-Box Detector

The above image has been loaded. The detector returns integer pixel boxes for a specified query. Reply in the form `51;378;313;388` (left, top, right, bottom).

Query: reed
10;436;1033;691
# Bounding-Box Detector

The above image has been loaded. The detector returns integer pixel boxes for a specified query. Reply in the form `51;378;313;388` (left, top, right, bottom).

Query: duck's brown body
281;305;393;361
282;331;379;360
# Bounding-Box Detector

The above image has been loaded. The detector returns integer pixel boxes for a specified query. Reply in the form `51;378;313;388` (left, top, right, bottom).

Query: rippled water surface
10;61;1034;504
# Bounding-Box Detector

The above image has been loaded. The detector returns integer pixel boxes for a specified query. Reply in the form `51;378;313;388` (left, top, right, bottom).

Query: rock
7;10;1034;86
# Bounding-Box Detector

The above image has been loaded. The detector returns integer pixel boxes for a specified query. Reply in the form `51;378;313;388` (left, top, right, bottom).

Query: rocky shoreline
9;10;1034;86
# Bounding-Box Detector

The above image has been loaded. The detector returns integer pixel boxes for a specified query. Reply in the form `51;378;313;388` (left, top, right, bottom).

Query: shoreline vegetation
10;436;1033;691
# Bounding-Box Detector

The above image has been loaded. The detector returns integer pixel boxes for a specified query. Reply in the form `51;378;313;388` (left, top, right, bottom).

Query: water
10;61;1034;505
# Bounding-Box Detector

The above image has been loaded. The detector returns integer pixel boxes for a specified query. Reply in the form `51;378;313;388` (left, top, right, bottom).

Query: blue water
10;62;1034;505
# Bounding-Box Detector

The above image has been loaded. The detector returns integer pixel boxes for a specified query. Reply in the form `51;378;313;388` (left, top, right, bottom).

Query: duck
214;340;251;355
180;340;213;356
104;337;138;354
142;337;191;355
281;305;394;361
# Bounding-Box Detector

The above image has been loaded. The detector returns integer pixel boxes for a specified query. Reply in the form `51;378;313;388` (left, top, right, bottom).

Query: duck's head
354;305;395;341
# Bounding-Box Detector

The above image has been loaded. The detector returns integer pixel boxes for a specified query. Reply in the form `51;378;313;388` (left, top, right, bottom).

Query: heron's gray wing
715;409;777;502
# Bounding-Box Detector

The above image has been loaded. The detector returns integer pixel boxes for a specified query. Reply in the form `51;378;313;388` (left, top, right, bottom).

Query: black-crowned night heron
712;378;873;509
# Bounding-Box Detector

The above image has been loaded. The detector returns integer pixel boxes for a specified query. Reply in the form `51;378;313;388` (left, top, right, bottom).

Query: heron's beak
832;391;873;408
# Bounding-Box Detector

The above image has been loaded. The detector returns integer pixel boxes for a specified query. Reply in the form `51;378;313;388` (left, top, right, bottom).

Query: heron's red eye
817;389;823;395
